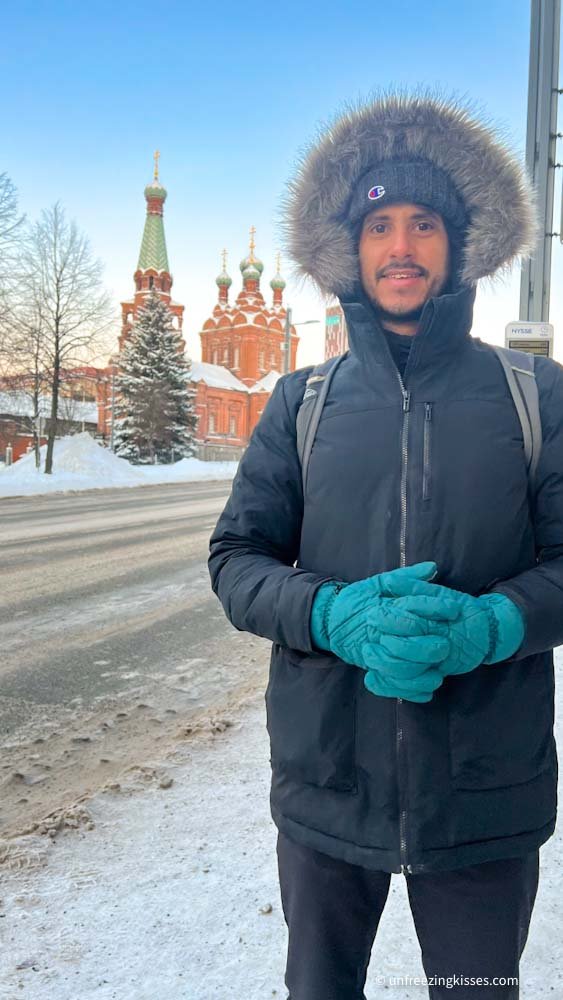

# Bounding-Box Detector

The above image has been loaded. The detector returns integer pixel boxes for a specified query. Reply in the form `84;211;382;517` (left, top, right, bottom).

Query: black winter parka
209;287;562;874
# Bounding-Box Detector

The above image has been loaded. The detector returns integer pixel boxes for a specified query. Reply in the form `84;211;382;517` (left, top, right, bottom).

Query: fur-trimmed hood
283;93;538;298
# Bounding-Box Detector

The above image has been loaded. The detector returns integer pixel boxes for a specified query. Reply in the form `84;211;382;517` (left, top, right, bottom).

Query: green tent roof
137;213;170;273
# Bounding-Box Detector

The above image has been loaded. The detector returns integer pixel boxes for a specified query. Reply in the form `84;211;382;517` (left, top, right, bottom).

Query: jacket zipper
422;403;433;501
393;304;434;876
396;373;412;873
399;381;410;567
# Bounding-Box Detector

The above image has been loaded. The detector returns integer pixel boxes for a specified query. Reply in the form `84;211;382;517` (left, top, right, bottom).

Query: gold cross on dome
276;252;281;275
154;150;160;181
249;226;256;261
221;248;228;271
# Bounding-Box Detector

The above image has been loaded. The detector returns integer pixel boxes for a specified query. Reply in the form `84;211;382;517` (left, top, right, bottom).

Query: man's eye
370;224;387;234
416;222;434;232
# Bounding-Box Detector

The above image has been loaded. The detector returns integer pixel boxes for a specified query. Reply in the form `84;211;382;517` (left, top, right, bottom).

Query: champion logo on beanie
368;185;386;201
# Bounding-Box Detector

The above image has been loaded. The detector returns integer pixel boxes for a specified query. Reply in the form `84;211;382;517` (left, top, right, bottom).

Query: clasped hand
311;562;525;704
319;562;458;703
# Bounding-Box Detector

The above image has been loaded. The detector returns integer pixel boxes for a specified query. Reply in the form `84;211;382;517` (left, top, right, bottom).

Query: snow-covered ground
0;657;561;1000
0;433;238;497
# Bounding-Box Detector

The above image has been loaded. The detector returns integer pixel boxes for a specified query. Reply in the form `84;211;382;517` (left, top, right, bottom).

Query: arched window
149;276;154;289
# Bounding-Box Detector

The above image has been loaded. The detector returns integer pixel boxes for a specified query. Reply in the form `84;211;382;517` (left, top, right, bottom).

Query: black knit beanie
348;160;469;232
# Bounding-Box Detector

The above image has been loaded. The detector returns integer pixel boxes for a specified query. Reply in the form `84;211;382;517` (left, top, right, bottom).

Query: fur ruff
283;92;538;297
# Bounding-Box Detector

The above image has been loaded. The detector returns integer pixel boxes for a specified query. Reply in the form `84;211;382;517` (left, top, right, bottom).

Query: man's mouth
380;269;425;289
380;268;425;281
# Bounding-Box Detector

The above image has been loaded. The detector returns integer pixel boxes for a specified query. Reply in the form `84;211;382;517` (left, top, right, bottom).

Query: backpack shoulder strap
492;346;542;487
296;354;347;494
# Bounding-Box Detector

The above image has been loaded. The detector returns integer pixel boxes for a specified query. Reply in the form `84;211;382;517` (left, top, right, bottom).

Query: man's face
358;203;450;331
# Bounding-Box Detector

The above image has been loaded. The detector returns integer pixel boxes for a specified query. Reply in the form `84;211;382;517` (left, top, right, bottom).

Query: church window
259;350;265;370
234;347;240;368
223;346;229;365
212;349;218;365
270;351;276;367
229;415;237;435
149;276;154;289
209;413;216;433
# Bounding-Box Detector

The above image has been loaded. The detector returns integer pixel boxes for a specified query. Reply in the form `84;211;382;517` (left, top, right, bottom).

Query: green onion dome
144;181;167;202
240;254;264;275
242;263;261;281
216;270;232;288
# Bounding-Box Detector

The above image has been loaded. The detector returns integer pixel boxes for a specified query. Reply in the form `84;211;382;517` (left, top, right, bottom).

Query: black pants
277;832;539;1000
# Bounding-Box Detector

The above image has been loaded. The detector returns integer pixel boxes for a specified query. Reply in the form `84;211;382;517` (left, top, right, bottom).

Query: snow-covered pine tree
113;291;197;464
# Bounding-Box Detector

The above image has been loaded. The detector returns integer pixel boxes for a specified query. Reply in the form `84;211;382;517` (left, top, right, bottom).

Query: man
208;94;563;999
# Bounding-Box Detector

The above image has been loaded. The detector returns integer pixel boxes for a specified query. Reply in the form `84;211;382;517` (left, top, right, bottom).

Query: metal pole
284;306;292;375
520;0;561;321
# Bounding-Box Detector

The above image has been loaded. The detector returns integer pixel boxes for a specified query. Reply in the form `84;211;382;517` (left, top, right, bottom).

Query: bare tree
0;172;24;267
0;302;49;468
0;172;25;346
18;203;113;473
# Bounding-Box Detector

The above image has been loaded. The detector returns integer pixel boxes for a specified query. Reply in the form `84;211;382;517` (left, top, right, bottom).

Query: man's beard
371;301;425;327
366;268;451;328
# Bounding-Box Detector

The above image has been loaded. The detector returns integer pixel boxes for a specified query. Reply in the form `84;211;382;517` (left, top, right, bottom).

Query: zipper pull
425;403;433;421
403;391;411;413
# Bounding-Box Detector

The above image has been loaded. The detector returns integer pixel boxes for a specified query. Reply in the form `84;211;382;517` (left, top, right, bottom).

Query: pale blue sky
4;1;563;364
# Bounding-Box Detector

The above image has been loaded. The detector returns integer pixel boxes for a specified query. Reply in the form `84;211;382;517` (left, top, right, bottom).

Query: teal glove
310;562;460;675
391;589;525;676
364;665;444;703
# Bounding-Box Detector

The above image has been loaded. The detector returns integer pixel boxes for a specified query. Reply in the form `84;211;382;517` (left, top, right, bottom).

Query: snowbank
0;433;238;497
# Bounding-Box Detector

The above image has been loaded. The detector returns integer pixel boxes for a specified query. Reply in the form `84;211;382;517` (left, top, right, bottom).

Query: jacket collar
340;284;476;379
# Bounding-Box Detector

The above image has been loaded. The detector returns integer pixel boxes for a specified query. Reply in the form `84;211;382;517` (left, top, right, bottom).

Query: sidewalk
0;668;561;1000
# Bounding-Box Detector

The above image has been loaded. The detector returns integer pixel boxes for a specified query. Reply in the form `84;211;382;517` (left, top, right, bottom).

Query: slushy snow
0;433;238;497
0;661;561;1000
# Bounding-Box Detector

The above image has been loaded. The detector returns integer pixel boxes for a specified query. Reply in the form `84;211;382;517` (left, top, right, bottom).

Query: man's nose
389;227;414;258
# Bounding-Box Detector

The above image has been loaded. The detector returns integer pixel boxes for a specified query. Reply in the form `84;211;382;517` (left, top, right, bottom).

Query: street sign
504;321;554;357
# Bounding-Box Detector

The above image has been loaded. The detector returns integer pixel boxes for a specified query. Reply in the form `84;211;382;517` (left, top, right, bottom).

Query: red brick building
192;238;298;459
0;368;104;463
325;303;349;359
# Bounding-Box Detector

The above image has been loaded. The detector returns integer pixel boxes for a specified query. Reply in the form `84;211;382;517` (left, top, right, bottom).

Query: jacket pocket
448;658;555;790
265;644;357;792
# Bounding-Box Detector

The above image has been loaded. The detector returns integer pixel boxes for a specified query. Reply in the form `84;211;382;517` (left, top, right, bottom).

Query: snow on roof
189;362;249;392
0;392;98;422
248;370;282;393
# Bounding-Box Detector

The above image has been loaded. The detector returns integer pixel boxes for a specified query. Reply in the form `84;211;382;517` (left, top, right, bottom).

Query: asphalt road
0;481;271;838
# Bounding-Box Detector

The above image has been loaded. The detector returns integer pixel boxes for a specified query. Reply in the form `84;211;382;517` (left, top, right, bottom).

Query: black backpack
296;347;542;494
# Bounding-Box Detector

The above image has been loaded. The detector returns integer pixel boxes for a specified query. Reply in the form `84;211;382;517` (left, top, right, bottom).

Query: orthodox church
0;157;300;464
116;155;299;460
